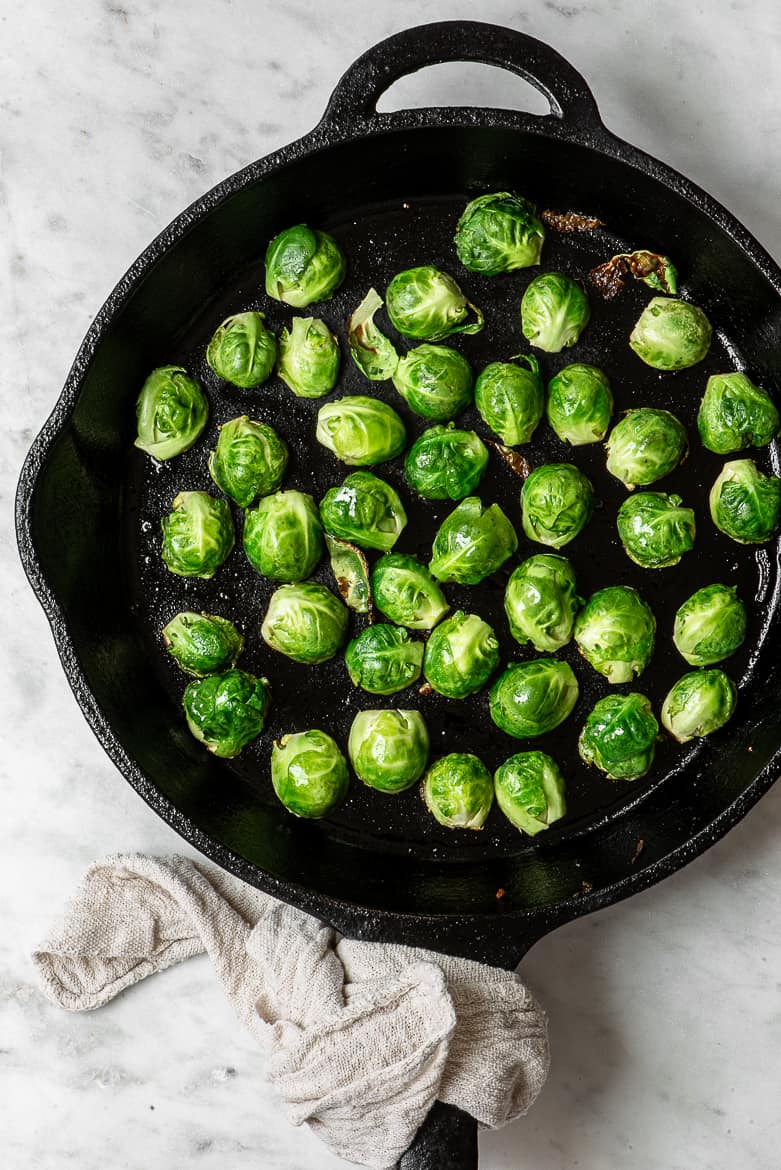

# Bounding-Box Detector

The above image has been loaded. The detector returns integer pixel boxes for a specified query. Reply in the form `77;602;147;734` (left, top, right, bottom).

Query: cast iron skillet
16;21;781;1168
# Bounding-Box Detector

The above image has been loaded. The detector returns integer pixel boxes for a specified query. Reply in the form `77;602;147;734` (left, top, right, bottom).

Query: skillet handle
397;1102;478;1170
322;20;602;132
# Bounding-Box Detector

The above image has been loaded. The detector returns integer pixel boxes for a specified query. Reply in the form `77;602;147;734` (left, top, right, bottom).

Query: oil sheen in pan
126;195;779;859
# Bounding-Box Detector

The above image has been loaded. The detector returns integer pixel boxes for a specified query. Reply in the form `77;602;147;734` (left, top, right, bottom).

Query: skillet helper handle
323;19;602;132
398;1101;478;1170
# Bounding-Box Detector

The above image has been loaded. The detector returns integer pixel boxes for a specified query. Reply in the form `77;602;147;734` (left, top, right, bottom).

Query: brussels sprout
348;709;429;793
546;363;614;446
392;344;474;422
315;396;407;466
320;471;407;552
578;692;658;780
697;372;779;454
709;459;781;544
520;272;590;353
617;492;696;568
574;585;656;683
504;554;580;652
404;424;489;501
455;191;545;275
429;496;518;585
277;317;340;399
423;611;499;699
673;584;747;667
243;490;323;582
163;612;244;677
271;730;349;818
261;582;348;664
325;534;371;614
386;266;484;341
264;224;346;307
629;297;712;370
345;624;423;695
661;669;737;743
474;355;544;446
494;751;567;836
135;365;209;460
347;288;400;381
206;312;277;389
521;463;594;548
371;553;449;630
606;408;687;490
489;660;579;739
160;491;235;579
182;668;270;758
208;416;289;508
422;753;494;830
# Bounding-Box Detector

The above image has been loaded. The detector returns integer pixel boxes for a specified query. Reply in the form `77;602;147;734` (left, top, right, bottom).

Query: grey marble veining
3;2;781;1167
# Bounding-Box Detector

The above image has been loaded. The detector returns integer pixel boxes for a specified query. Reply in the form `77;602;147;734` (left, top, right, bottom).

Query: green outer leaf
347;289;400;380
404;424;489;500
605;408;688;490
315;396;407;466
697;372;780;454
520;272;590;353
371;553;449;630
264;225;345;307
277;317;341;398
320;471;407;552
629;297;711;370
205;312;277;388
455;192;545;275
521;463;594;548
260;582;348;664
345;624;424;695
386;266;484;341
489;659;579;738
546;363;613;446
243;490;324;582
423;611;499;698
504;553;580;652
392;344;474;422
474;355;544;445
208;416;288;507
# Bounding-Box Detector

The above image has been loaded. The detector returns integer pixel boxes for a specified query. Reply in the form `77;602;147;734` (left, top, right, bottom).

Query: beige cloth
32;854;549;1168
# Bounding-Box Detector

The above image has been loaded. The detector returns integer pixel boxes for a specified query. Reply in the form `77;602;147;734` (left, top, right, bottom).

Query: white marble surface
3;2;781;1167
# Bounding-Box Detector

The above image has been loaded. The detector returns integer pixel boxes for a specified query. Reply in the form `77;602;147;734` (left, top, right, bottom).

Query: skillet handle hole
376;61;552;118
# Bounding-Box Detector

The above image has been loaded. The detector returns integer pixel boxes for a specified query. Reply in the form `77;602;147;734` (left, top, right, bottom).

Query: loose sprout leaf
540;209;605;234
325;534;372;615
590;250;678;300
488;441;532;479
347;288;400;380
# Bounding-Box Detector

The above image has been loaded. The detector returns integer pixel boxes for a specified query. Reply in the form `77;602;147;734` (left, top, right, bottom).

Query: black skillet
16;21;781;1169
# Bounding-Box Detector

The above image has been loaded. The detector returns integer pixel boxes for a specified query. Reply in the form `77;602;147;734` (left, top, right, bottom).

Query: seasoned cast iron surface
126;195;778;863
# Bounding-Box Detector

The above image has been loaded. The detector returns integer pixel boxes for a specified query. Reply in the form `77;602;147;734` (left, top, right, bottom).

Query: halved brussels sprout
325;534;371;614
574;585;656;683
404;424;489;501
348;709;429;793
661;669;737;743
504;553;580;652
206;312;277;388
605;408;688;490
629;297;711;370
345;624;423;695
135;365;209;460
392;344;474;422
277;317;340;399
386;266;484;340
455;192;545;275
617;492;696;568
546;363;613;446
697;372;780;454
271;730;349;818
182;668;270;758
494;751;567;836
429;496;518;585
264;224;346;307
261;582;348;664
521;463;594;548
520;272;590;353
422;753;494;830
371;553;449;630
161;491;235;579
208;416;289;508
243;490;323;582
423;611;499;699
316;396;406;466
489;659;579;739
578;692;658;780
163;612;244;677
709;459;781;544
347;288;399;381
673;584;747;667
320;471;407;552
474;355;544;446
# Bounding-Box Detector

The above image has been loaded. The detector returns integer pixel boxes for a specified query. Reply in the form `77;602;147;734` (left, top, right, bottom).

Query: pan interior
30;125;781;917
